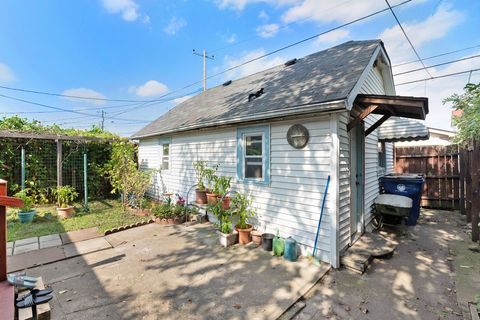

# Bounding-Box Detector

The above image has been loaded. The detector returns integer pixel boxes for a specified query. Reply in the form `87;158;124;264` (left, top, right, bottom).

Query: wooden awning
347;94;429;136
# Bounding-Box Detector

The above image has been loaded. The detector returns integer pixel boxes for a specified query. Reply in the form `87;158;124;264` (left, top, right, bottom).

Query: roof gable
132;40;383;139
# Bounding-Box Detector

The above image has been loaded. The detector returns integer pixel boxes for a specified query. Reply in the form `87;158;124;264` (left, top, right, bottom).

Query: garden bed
6;199;153;242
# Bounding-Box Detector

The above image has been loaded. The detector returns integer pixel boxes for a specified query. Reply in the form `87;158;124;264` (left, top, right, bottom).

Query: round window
287;124;309;149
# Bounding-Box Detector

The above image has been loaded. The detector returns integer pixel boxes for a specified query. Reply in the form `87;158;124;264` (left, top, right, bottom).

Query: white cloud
62;88;107;106
101;0;144;22
173;95;192;105
0;63;15;82
216;0;298;11
258;10;269;22
256;23;280;38
163;17;187;35
226;33;237;44
223;49;285;79
313;29;350;47
282;0;427;25
131;80;169;97
380;3;463;65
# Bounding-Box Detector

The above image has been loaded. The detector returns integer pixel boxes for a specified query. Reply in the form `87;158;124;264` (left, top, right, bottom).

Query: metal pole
21;147;25;190
83;152;89;212
203;49;206;93
56;140;63;187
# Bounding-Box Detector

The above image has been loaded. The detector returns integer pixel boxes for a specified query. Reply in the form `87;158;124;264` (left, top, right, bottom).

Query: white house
132;40;429;268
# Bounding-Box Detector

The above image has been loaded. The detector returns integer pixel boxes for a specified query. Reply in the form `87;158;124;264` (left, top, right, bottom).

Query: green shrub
14;190;34;213
52;185;78;208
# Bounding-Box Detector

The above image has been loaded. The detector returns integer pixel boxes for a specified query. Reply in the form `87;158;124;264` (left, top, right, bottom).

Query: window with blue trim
237;126;270;184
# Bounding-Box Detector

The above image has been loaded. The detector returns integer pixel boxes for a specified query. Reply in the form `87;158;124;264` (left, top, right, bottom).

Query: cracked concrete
24;223;329;319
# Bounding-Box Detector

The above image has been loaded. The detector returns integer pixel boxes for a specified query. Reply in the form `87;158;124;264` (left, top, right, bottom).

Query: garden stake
308;175;330;266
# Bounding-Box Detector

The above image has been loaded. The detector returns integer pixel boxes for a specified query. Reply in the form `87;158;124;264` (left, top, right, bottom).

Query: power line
392;43;480;68
0;85;171;103
0;93;149;123
395;68;480;86
393;53;480;76
2;0;412;126
384;0;433;79
206;0;413;82
209;0;355;54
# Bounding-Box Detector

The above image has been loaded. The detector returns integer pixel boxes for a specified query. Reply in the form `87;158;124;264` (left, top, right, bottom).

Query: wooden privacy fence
460;140;480;242
395;142;479;242
395;145;460;210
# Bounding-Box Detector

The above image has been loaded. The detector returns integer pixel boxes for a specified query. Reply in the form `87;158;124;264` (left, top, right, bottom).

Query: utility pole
193;49;214;93
101;110;105;130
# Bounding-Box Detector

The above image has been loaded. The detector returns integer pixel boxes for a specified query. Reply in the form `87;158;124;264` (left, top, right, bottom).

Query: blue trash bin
379;174;424;226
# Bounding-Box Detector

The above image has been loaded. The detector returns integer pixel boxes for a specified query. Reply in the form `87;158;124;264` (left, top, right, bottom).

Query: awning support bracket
347;105;378;132
365;114;391;136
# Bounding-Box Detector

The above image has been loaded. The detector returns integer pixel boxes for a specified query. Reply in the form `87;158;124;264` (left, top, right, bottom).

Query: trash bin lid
375;194;413;208
382;173;424;180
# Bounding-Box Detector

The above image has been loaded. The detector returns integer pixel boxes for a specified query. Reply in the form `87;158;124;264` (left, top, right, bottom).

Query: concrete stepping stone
15;237;38;246
8;247;65;272
63;237;112;258
40;234;62;249
60;227;100;244
14;242;39;255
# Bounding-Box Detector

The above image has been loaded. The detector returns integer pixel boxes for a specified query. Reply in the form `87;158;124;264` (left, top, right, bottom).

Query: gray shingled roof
132;40;383;139
378;117;430;142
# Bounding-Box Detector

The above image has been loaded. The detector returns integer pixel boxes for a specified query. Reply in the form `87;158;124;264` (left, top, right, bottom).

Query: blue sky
0;0;479;136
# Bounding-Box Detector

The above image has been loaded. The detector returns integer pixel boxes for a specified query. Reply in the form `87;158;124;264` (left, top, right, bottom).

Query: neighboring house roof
132;40;385;139
378;117;430;142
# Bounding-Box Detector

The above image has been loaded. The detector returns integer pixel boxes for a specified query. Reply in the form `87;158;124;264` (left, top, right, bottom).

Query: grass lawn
7;199;152;242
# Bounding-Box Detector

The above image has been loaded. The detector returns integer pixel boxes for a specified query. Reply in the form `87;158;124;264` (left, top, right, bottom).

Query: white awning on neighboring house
378;117;430;142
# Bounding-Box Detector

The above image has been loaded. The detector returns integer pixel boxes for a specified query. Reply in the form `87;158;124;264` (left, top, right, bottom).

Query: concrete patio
22;223;330;319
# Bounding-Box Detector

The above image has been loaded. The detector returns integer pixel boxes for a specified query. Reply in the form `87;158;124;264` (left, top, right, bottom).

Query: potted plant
14;190;36;223
193;161;208;204
216;176;232;210
205;165;219;206
53;185;78;219
210;201;236;248
232;192;255;244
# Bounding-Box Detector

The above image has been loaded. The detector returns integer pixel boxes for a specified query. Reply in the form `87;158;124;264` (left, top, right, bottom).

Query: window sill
238;178;270;186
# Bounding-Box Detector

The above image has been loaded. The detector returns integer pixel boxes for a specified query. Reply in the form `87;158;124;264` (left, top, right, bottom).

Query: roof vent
284;58;297;67
248;88;264;102
223;80;232;86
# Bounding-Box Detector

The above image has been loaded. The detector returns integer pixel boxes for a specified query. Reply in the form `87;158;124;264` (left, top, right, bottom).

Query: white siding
359;66;386;226
337;112;351;253
139;115;336;264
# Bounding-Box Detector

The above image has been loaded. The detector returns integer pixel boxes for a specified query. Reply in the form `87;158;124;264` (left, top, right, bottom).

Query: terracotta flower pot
206;193;219;206
218;196;230;210
251;230;263;247
236;224;253;244
195;189;208;204
56;206;75;219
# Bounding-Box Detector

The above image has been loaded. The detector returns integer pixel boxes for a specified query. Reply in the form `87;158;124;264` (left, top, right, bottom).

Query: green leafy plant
444;83;480;143
204;164;219;193
52;185;78;208
209;201;232;234
232;192;255;229
193;160;208;191
152;203;173;219
14;190;34;213
105;141;154;209
215;176;232;198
